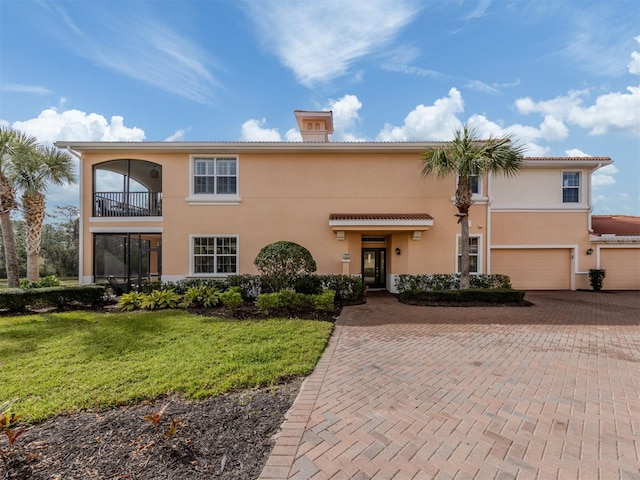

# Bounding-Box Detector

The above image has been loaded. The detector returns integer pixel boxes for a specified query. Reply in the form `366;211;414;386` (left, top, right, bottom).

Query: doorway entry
362;248;386;289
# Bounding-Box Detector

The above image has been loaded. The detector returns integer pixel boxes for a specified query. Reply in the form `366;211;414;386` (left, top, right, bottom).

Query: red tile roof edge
329;213;434;220
592;215;640;236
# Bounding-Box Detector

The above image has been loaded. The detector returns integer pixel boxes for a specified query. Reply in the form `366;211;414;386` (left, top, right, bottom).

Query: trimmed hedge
395;274;512;292
399;288;525;304
0;285;108;312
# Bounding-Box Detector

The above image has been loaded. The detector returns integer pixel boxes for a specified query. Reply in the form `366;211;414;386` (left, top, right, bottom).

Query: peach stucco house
56;110;640;292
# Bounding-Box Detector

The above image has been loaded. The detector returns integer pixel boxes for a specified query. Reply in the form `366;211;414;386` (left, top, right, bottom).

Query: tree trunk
0;174;20;287
459;212;470;289
455;176;473;290
23;192;46;282
0;210;20;287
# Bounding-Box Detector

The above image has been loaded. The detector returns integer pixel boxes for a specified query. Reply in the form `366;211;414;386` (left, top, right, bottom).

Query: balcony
94;191;162;217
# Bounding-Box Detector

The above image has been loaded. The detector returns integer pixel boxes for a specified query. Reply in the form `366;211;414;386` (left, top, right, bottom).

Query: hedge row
0;285;108;312
394;273;512;293
155;274;365;302
399;288;525;304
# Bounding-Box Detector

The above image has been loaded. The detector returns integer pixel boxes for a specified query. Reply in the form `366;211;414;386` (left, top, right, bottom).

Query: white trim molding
89;216;163;223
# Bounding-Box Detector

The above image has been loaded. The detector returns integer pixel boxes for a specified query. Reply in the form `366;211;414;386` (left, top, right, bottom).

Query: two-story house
55;110;639;292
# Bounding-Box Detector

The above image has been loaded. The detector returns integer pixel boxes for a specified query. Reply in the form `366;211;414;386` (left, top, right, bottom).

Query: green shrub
162;278;228;295
395;274;512;293
139;289;181;310
313;290;336;312
220;287;244;312
277;289;306;309
399;288;525;304
117;291;145;311
226;274;263;299
255;292;280;315
19;275;61;289
318;275;365;302
0;285;107;312
180;285;219;308
588;269;606;291
254;241;317;293
293;275;323;295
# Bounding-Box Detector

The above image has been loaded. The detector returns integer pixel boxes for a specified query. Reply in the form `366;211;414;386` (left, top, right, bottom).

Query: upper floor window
562;172;580;203
470;173;479;195
457;235;481;274
457;173;481;195
193;157;237;195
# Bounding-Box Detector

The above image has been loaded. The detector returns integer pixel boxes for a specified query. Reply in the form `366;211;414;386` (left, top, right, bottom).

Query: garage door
491;248;571;290
600;248;640;290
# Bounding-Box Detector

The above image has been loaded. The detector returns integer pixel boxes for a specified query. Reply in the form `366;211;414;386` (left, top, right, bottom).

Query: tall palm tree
0;127;38;287
422;125;525;289
14;145;76;281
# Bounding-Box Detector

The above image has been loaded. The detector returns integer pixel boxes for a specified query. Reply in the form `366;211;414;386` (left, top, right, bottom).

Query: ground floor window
93;233;162;285
457;235;481;274
192;236;238;275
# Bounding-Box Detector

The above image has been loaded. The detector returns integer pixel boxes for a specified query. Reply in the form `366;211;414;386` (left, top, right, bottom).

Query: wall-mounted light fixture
395;247;401;255
586;248;594;255
150;166;159;179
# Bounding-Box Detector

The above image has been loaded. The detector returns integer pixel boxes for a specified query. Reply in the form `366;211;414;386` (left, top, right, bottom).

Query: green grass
0;310;333;423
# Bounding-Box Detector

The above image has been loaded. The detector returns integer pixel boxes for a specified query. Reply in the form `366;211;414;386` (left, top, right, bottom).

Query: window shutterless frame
190;235;239;276
561;171;580;203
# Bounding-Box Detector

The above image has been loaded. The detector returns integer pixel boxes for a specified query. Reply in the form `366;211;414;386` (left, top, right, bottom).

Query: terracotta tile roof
329;213;434;221
592;215;640;236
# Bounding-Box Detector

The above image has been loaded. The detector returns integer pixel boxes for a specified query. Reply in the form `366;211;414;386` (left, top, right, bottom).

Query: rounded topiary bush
254;241;317;293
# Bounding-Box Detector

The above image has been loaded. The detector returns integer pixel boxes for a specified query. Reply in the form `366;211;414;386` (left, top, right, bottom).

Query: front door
362;248;386;289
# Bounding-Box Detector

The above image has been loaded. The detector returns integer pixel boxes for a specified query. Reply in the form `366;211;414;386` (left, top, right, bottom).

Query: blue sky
1;0;639;215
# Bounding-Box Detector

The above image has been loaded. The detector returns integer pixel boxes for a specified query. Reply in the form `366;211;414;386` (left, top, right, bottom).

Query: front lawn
0;310;333;423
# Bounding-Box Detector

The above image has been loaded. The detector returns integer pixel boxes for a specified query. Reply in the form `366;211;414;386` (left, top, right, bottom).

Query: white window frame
561;171;581;204
186;155;241;205
455;234;482;274
190;234;239;276
456;173;482;197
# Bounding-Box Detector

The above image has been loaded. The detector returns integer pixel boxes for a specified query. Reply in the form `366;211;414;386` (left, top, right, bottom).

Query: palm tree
422;125;525;289
14;145;76;281
0;127;38;287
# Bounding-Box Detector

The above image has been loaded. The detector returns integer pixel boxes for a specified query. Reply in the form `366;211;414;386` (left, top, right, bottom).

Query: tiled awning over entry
329;213;434;236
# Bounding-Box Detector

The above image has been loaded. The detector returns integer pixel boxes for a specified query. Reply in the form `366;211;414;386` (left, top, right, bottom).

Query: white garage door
600;248;640;290
491;248;572;290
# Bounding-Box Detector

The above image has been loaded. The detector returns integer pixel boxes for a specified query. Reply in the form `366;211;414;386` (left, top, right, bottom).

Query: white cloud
325;94;366;141
244;0;419;86
45;3;220;104
464;80;500;95
376;88;464;141
629;36;640;74
565;148;590;157
592;164;619;188
522;143;549;157
539;115;569;141
516;87;640;136
240;118;282;141
11;108;145;144
0;83;52;95
165;128;190;142
285;128;302;142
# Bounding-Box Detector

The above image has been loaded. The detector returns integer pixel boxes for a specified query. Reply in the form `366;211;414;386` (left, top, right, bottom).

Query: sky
1;0;639;216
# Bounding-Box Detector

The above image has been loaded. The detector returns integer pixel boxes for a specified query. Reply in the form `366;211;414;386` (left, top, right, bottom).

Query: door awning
329;213;433;236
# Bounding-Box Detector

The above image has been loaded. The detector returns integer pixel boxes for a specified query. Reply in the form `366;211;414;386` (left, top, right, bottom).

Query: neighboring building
590;215;640;290
55;110;640;292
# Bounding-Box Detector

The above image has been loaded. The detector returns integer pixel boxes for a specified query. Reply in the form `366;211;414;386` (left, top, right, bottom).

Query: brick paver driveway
260;291;640;480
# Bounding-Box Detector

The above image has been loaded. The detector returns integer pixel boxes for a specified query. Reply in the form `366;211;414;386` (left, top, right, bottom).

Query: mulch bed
1;379;302;480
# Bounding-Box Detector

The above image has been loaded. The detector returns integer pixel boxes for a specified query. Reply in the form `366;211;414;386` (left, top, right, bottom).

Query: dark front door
362;248;386;289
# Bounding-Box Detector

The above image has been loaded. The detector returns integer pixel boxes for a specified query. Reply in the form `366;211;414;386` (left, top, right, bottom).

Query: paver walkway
259;290;640;480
